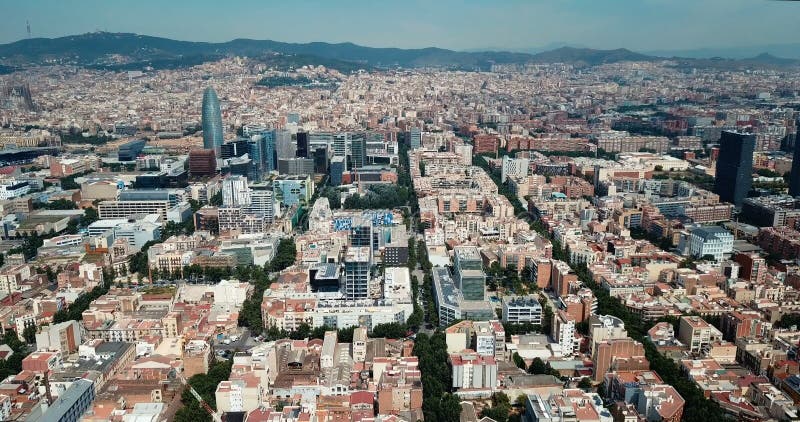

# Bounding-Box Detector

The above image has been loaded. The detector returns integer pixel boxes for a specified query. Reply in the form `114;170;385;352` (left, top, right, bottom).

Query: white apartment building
501;155;529;182
502;295;543;324
554;310;577;357
450;351;498;391
688;226;733;261
215;378;263;413
0;179;30;200
222;175;250;207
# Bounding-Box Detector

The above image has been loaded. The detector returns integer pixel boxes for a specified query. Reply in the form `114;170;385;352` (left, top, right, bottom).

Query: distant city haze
2;0;799;56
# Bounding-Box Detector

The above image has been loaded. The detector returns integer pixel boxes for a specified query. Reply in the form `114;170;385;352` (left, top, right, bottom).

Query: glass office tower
201;87;224;150
714;131;755;207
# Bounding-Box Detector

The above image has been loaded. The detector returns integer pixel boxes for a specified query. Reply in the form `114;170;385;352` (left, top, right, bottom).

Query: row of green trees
415;239;438;325
32;198;78;210
52;269;113;323
174;359;233;422
481;392;516;422
236;266;272;336
551;238;727;421
59;170;94;190
268;238;297;273
0;330;29;381
259;322;409;342
473;155;528;216
414;332;461;422
478;154;725;421
342;184;412;210
160;220;195;240
318;186;343;209
237;238;303;336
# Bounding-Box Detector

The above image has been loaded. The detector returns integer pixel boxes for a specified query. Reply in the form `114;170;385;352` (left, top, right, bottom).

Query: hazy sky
1;0;797;51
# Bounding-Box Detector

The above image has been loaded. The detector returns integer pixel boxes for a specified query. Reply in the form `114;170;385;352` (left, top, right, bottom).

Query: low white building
689;226;733;261
450;351;498;391
0;179;30;200
502;295;543;324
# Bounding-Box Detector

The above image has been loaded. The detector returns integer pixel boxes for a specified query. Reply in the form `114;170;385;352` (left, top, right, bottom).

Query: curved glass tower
201;87;224;150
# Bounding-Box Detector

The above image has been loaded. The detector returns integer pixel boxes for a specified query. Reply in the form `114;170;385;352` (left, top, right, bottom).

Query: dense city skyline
1;0;799;56
3;3;800;422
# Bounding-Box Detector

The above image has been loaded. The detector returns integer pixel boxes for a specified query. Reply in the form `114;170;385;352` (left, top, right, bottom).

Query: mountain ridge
0;32;797;72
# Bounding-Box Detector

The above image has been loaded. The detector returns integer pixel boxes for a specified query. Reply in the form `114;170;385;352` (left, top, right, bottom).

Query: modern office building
349;221;373;249
502;295;543;324
118;189;181;206
134;169;188;189
688;226;734;261
277;158;315;176
350;134;367;169
383;229;410;266
118;139;146;161
247;134;265;180
296;132;309;158
188;149;217;177
114;219;163;249
98;201;170;220
201;87;224;150
276;130;295;160
272;175;314;206
409;127;421;150
453;246;486;301
262;130;277;173
343;246;371;299
313;147;329;174
714;131;755;206
219;138;251;159
0;180;30;200
333;133;348;158
791;122;800;197
330;156;345;186
432;267;494;326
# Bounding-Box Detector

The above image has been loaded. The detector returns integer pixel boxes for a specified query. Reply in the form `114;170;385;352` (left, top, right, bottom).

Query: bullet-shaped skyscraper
714;131;755;207
201;87;224;150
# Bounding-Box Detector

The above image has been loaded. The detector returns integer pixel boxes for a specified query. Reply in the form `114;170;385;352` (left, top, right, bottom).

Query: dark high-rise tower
296;132;309;158
201;87;224;150
714;131;755;207
790;122;800;197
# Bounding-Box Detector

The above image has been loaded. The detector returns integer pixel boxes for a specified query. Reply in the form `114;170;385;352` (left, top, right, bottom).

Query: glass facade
201;87;224;150
262;130;277;173
714;131;755;207
454;246;486;301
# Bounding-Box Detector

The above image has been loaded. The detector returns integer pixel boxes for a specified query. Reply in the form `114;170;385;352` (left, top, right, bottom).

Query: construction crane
176;373;223;422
